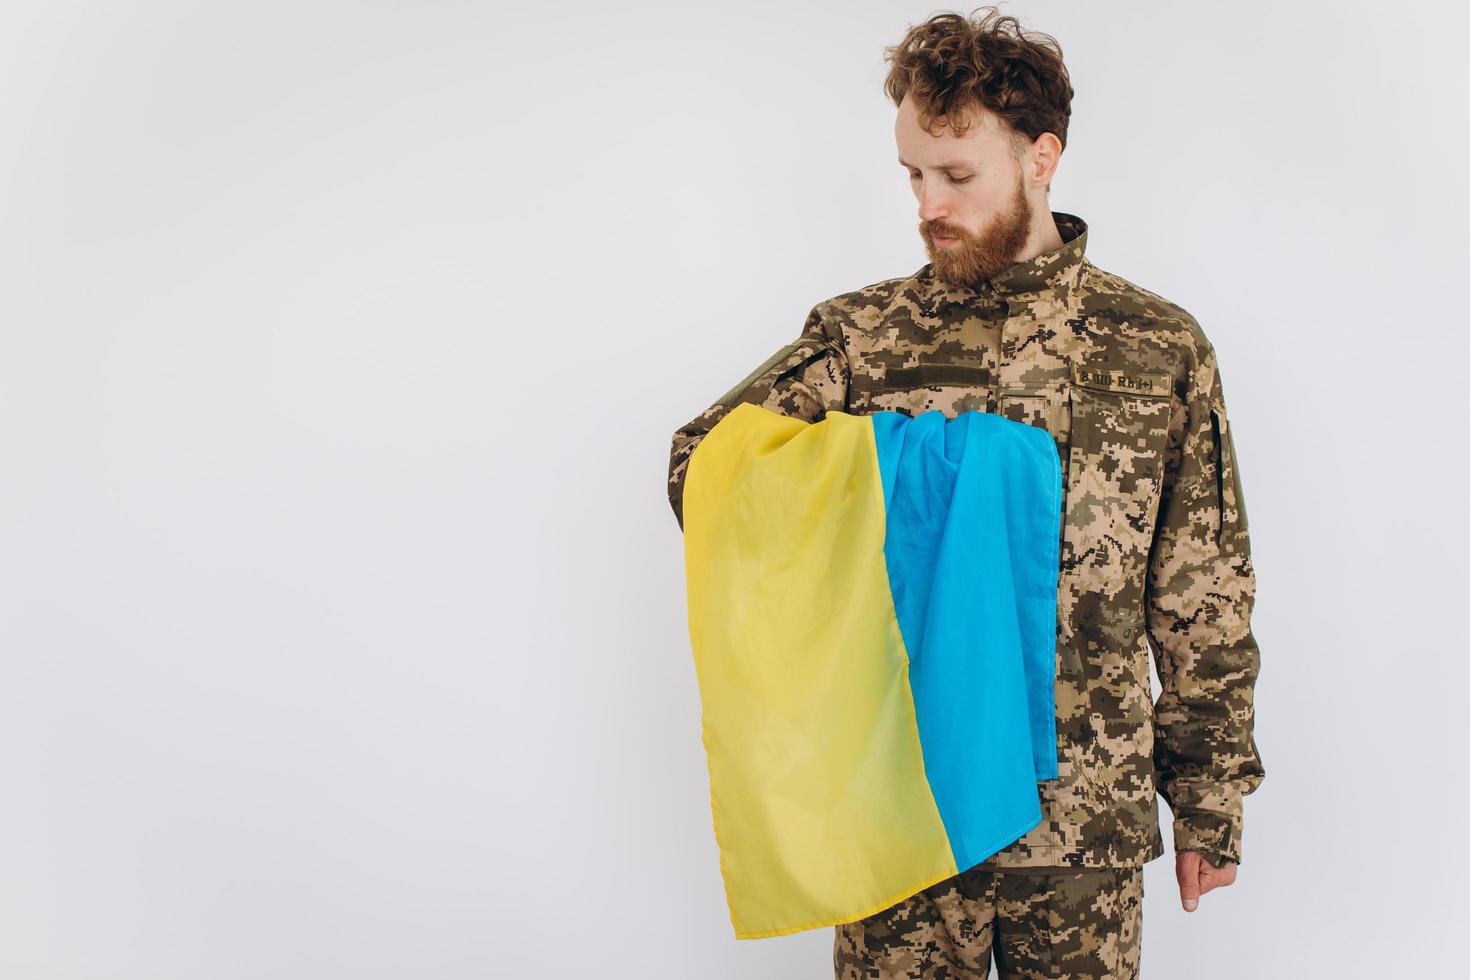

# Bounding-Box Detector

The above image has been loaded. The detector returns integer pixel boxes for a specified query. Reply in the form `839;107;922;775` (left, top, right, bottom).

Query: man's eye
906;171;972;183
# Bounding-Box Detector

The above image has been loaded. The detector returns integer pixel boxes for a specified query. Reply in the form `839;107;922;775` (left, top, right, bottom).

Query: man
666;8;1264;978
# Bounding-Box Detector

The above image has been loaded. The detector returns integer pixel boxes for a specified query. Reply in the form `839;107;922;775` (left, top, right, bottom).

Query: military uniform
666;212;1263;965
832;864;1143;978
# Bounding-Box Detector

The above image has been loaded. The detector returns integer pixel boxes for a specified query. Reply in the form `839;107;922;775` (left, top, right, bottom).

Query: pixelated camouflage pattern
666;212;1264;872
832;864;1143;979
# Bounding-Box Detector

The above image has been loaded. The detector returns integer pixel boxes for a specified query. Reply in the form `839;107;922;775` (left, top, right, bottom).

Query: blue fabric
871;409;1063;871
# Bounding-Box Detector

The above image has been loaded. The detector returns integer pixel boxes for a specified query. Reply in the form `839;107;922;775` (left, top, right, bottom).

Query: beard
920;173;1034;287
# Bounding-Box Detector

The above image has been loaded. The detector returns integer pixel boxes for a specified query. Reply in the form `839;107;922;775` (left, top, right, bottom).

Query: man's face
895;94;1036;287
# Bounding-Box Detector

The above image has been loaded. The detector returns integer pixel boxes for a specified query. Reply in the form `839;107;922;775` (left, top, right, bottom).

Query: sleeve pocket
1209;404;1249;552
712;340;809;408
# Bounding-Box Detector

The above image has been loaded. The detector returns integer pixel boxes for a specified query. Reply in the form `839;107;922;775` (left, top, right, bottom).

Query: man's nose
917;188;949;223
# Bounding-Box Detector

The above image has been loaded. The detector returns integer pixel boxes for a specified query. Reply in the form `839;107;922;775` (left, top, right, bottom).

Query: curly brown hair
883;6;1073;155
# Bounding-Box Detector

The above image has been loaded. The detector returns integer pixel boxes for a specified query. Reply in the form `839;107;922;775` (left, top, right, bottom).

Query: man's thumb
1177;853;1202;912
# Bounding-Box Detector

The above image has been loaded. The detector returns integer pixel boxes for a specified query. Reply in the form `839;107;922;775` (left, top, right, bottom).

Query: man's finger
1198;855;1237;895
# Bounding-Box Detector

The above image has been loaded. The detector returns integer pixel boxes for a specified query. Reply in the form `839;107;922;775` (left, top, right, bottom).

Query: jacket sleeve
1145;340;1265;868
666;303;850;531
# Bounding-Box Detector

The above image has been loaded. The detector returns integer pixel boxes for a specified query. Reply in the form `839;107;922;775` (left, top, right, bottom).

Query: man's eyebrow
898;158;977;170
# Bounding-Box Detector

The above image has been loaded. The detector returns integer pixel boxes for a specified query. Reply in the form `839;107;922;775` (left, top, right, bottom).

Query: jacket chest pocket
1060;363;1173;665
850;361;992;417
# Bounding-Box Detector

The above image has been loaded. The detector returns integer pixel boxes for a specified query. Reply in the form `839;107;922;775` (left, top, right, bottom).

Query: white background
2;1;1466;977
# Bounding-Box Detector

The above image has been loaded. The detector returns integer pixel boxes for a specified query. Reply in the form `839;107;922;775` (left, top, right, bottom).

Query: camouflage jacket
666;211;1264;871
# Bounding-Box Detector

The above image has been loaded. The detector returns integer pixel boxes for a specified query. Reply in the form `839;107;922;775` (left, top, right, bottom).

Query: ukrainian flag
681;403;1062;939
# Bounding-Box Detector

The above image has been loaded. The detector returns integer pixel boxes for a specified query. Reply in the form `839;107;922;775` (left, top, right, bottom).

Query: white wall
1;1;1464;977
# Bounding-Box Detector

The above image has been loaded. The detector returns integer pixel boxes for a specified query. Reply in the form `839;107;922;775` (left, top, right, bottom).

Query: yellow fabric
682;403;956;939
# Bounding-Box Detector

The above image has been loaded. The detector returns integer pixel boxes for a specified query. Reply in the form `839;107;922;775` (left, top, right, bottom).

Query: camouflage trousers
833;865;1143;979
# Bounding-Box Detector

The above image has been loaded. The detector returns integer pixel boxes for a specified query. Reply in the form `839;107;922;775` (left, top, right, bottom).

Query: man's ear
1027;131;1063;186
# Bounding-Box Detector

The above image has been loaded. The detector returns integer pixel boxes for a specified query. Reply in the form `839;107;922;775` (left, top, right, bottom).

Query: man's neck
1017;208;1062;264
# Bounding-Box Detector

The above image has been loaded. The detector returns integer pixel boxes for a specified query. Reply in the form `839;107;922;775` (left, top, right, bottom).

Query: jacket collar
920;211;1089;309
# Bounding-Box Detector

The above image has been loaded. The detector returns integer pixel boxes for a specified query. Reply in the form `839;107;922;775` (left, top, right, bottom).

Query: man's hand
1175;849;1237;912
